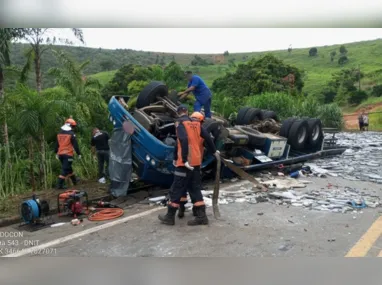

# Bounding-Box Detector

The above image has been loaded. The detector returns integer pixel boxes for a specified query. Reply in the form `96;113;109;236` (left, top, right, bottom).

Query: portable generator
57;190;89;218
20;195;50;225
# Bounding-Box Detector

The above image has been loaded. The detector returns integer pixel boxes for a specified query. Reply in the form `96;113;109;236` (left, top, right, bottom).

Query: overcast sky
67;29;382;54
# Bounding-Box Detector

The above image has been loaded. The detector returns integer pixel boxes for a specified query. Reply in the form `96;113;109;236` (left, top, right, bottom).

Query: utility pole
358;64;361;91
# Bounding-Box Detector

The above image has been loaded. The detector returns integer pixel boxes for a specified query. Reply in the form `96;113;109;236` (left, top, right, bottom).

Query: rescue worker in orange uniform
54;118;81;189
178;111;206;219
158;105;218;226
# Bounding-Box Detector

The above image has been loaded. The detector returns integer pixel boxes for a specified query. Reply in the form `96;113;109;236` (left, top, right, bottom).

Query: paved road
1;177;382;257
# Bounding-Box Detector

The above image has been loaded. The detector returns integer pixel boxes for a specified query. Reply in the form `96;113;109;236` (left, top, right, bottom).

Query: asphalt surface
1;176;382;257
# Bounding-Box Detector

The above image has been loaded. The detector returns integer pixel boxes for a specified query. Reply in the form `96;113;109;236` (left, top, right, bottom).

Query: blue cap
176;104;188;113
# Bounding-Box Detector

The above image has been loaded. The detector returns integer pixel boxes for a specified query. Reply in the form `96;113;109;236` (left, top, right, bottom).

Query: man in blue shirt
178;71;212;118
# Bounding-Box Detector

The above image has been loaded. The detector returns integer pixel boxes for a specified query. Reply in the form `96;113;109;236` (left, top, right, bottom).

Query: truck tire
261;110;279;121
279;118;297;138
307;118;323;148
242;108;262;125
234;126;267;147
287;119;309;150
136;81;168;108
236;107;252;125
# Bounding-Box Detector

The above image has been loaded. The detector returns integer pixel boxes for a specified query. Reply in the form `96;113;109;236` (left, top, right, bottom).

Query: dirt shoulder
343;102;382;130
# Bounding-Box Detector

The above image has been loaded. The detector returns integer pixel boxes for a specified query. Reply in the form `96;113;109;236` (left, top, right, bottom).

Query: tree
371;85;382;97
0;28;30;147
338;55;348;65
327;68;362;103
321;88;337;103
155;55;159;64
8;85;71;189
212;54;304;98
339;45;347;55
21;28;84;94
42;50;103;185
309;47;318;57
163;61;186;90
99;60;114;71
330;51;336;62
288;45;292;55
348;90;368;105
224;51;229;57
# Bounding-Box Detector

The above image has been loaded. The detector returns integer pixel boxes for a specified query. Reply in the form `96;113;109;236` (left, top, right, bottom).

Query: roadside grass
0;138;98;199
368;113;382;131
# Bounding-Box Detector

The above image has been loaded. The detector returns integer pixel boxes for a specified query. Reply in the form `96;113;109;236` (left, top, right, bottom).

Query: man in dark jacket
91;128;110;184
55;118;81;189
158;105;218;226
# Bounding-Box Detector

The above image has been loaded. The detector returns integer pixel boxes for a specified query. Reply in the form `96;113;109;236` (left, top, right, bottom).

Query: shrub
348;90;368;105
317;104;344;129
338;55;348;65
371;84;382;97
309;47;318;56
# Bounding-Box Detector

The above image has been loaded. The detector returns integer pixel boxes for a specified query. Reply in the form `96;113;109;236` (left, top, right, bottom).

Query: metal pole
358;64;361;91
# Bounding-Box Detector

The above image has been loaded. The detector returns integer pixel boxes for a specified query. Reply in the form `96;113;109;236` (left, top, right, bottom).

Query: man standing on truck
55;118;81;189
91;128;110;184
178;71;213;118
158;105;219;226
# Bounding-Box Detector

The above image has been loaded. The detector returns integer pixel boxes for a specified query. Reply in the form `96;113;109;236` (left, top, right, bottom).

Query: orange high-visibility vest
175;120;203;167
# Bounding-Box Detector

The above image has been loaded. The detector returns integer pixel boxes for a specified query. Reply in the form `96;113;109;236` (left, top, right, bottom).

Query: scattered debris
199;176;381;214
310;132;382;183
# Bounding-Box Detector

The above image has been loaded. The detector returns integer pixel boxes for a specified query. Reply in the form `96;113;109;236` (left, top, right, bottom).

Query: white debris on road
198;176;381;214
311;132;382;183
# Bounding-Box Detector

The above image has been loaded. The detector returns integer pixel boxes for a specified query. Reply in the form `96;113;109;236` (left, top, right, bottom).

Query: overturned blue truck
108;81;346;190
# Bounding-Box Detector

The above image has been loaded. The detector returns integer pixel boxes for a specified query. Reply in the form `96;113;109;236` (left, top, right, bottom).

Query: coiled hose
88;208;124;221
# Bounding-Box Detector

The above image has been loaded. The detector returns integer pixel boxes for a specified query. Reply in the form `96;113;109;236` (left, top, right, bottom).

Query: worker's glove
55;154;59;160
184;161;194;171
78;155;82;160
213;150;220;159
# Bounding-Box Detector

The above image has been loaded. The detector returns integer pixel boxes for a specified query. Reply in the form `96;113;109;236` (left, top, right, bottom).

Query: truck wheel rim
312;125;320;140
298;128;307;144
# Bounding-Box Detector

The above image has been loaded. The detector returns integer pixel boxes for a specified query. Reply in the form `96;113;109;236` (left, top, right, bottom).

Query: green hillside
90;39;382;98
10;39;382;97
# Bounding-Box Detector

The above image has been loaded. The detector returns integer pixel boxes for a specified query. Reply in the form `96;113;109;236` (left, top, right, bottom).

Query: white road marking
3;207;163;257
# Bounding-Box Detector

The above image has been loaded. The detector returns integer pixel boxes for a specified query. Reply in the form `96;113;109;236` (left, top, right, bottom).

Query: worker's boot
56;178;66;190
158;205;178;225
178;202;186;218
187;205;209;226
192;207;197;217
70;175;80;186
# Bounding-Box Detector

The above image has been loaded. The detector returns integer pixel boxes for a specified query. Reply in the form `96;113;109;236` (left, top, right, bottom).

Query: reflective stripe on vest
176;120;203;167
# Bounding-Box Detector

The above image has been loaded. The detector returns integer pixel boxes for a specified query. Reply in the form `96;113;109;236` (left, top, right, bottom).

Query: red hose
88;208;124;221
